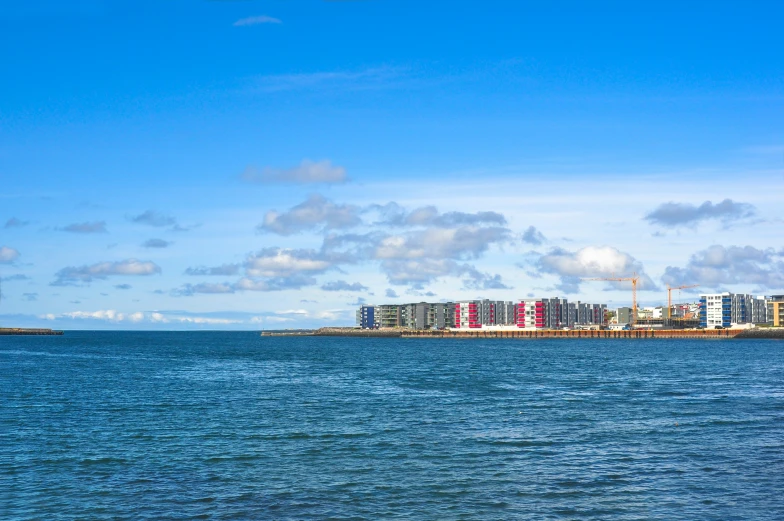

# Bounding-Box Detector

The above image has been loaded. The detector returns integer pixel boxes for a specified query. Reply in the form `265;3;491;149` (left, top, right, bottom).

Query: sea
2;332;783;520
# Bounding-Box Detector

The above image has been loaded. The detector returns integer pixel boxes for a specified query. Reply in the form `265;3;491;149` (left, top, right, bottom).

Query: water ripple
1;333;783;520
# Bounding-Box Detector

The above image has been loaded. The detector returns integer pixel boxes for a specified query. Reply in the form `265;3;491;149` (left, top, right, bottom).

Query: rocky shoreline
0;328;63;336
313;327;405;337
734;328;784;339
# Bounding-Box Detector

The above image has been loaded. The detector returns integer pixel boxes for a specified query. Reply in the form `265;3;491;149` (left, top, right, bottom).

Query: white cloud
250;67;403;93
245;248;332;278
662;245;784;290
371;203;507;228
52;259;162;285
4;217;29;229
521;225;546;245
373;226;509;261
644;199;756;228
320;280;369;292
171;282;235;297
534;246;657;293
184;264;240;276
58;221;108;234
61;309;126;321
234;275;316;292
0;246;20;263
274;308;346;321
142;238;173;249
2;274;30;282
241;159;347;185
259;195;361;235
129;210;178;228
233;15;282;27
44;309;244;325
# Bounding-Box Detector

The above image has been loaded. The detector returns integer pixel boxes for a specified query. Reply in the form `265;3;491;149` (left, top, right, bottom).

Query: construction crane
584;273;640;326
666;284;699;319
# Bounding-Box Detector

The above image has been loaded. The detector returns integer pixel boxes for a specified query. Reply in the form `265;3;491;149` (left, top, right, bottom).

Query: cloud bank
662;245;784;289
644;199;756;228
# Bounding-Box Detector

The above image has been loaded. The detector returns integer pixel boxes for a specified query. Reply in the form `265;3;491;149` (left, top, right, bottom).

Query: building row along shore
357;293;784;331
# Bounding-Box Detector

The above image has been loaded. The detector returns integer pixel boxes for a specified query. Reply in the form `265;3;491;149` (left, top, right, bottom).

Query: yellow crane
584;273;640;326
666;284;699;319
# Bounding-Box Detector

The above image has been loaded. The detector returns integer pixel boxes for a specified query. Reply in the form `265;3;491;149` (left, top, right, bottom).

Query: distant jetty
0;328;63;336
262;327;784;340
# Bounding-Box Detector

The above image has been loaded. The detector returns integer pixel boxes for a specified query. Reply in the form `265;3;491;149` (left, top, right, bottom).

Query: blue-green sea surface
2;332;783;520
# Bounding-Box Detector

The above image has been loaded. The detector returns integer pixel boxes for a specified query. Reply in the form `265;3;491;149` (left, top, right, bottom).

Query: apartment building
365;297;609;330
410;302;455;329
768;296;784;327
455;300;516;329
364;302;456;329
516;299;546;328
575;302;606;326
376;304;402;328
514;298;606;329
356;305;378;329
699;292;768;328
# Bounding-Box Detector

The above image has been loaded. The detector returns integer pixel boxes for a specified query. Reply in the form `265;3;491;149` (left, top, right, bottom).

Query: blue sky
1;0;782;329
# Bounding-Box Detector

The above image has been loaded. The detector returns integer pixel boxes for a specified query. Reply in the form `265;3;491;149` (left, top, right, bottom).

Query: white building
699;292;768;328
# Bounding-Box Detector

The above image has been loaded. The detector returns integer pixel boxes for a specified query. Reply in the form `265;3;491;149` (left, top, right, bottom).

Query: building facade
359;298;608;331
616;307;633;325
369;302;456;329
356;305;378;329
455;300;516;329
768;296;784;327
699;293;769;328
516;299;546;328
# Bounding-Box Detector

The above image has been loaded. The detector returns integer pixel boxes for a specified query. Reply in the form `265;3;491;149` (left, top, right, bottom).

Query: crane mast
666;284;699;319
583;273;639;326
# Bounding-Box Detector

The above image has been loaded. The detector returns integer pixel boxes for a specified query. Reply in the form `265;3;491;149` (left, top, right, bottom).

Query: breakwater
298;327;784;340
0;328;63;336
313;327;403;337
734;328;784;339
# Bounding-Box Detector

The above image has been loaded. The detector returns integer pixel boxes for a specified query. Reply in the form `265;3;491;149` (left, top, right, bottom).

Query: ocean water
2;332;783;520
